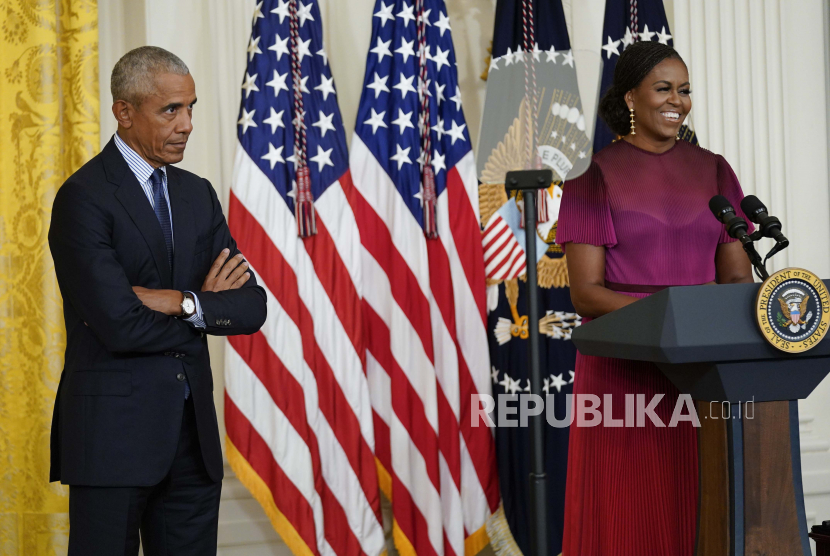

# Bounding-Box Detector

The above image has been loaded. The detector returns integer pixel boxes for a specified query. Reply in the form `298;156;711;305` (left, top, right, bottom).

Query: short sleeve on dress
716;155;754;244
555;163;617;250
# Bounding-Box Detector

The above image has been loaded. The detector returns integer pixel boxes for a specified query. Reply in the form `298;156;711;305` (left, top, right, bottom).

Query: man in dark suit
48;46;266;555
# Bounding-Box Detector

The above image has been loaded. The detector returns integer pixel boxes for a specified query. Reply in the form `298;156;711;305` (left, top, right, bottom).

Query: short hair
597;41;685;137
110;46;190;107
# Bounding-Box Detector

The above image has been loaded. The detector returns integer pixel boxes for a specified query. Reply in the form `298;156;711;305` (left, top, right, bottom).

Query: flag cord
520;0;538;162
289;0;317;237
629;0;639;38
521;0;548;223
416;0;438;239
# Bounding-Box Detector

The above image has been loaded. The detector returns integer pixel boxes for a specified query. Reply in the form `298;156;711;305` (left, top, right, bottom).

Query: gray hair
111;46;190;107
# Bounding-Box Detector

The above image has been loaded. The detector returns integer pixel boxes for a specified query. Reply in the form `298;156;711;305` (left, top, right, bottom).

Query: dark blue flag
593;0;697;152
476;1;585;554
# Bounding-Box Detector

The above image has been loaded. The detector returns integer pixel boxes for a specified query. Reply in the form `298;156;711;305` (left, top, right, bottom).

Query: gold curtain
0;0;98;553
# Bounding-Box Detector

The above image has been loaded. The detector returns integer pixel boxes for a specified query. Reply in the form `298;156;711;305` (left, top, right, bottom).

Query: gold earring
629;108;636;135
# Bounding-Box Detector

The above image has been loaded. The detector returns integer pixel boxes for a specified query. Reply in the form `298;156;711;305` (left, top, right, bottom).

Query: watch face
183;298;196;314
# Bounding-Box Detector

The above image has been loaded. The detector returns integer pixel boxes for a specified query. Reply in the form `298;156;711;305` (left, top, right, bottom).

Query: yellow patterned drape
0;0;98;553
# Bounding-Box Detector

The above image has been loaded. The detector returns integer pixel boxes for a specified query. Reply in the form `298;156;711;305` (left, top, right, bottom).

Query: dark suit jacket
48;138;266;486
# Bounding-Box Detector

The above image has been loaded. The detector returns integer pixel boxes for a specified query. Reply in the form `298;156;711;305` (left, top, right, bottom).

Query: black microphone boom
709;195;769;279
740;194;790;254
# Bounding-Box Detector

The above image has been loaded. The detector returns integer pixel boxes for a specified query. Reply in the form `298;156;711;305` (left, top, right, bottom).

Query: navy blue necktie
150;169;190;399
150;168;173;270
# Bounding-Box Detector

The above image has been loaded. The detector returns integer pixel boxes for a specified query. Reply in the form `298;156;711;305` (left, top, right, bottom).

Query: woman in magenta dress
556;41;754;555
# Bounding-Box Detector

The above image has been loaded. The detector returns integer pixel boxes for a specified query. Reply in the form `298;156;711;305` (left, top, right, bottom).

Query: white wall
98;0;830;553
673;3;830;550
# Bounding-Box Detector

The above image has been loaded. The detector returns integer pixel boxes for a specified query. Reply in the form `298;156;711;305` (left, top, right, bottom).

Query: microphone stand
506;169;551;556
737;234;769;280
748;229;789;270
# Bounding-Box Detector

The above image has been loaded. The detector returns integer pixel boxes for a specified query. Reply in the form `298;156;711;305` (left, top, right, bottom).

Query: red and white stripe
347;135;500;556
482;213;527;280
225;144;386;556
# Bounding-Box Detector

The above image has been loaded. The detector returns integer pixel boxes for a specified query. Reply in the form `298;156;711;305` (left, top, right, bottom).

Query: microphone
740;195;789;247
709;195;751;241
709;195;768;279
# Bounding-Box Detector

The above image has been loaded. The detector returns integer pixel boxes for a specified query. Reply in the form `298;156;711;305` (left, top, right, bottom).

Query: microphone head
709;195;735;222
740;195;767;222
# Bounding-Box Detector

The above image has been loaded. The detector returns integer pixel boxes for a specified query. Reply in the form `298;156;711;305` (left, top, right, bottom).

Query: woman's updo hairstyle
598;41;685;137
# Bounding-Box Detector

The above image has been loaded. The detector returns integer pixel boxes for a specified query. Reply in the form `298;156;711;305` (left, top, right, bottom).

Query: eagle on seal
779;294;810;326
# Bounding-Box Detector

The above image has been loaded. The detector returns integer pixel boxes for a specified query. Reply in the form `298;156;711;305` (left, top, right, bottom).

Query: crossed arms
131;249;251;317
49;178;266;355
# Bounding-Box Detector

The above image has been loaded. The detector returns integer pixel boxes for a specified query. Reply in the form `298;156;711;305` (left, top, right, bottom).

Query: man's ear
112;100;134;129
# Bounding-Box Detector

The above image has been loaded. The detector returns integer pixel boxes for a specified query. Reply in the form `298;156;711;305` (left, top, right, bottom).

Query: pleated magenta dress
555;139;752;556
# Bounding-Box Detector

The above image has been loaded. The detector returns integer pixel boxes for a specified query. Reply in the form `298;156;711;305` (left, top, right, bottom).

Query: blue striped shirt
114;133;206;328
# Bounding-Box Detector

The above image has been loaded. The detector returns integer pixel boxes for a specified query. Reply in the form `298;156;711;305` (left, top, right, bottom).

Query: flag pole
506;168;552;556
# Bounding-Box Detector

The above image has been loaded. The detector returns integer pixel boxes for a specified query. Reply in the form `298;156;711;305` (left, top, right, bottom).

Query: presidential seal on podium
756;267;830;353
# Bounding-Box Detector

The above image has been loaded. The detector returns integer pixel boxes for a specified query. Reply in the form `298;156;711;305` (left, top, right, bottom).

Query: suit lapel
105;139;174;288
167;168;196;292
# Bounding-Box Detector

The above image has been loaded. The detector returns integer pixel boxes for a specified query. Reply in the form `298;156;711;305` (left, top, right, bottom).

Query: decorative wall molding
673;0;830;275
674;2;830;551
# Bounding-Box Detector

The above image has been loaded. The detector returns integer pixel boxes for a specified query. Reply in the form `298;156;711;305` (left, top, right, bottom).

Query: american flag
225;1;385;555
348;1;500;556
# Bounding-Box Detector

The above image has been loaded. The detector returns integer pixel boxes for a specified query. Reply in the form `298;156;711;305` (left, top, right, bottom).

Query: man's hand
132;287;183;316
202;248;250;292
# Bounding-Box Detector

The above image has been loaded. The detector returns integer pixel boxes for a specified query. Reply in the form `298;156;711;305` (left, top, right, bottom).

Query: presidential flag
594;0;696;152
476;0;584;553
225;1;385;555
347;1;500;555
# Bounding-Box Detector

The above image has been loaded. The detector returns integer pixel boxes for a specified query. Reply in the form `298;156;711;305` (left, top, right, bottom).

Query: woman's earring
629;108;636;135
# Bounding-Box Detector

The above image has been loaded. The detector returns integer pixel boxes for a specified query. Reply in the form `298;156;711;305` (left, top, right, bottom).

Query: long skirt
562;352;699;556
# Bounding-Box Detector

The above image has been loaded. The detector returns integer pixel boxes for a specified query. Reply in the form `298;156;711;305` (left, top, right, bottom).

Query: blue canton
355;0;470;227
237;0;347;210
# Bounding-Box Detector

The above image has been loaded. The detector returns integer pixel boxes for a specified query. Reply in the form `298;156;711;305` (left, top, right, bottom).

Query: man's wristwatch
180;292;196;318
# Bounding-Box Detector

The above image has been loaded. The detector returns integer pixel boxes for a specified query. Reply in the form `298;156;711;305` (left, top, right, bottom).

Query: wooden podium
571;282;829;556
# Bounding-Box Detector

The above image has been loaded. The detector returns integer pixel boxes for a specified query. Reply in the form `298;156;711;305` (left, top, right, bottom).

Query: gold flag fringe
465;522;492;556
226;437;315;556
485;504;563;556
376;457;492;556
229;440;389;556
485;504;524;556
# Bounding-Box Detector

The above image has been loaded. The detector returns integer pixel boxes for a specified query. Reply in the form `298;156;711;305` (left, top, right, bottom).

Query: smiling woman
623;57;691;146
598;41;691;152
555;40;756;556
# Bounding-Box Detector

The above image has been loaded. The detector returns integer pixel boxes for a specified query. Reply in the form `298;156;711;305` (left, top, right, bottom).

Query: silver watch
180;292;196;317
